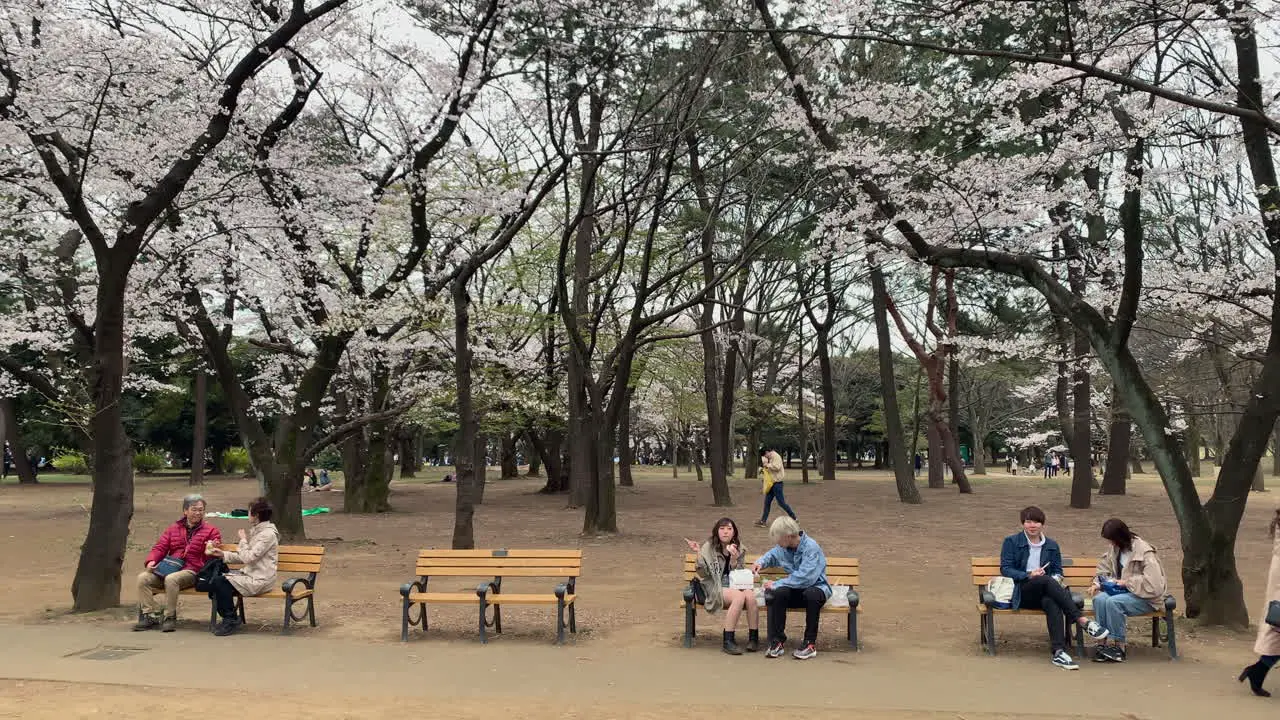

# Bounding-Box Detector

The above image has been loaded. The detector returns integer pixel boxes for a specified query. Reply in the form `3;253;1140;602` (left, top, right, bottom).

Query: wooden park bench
680;553;860;650
146;544;325;634
972;556;1177;659
400;549;581;644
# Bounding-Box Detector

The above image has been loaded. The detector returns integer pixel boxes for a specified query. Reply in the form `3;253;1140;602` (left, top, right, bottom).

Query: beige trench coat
223;521;279;597
1256;533;1280;656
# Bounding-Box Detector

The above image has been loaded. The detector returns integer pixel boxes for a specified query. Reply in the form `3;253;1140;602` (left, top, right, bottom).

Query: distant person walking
755;448;796;528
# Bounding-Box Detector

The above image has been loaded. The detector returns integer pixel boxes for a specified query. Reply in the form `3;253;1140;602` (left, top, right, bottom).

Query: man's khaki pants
136;569;197;618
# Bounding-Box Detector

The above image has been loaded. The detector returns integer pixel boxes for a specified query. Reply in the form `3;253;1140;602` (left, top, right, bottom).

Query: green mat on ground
208;507;330;518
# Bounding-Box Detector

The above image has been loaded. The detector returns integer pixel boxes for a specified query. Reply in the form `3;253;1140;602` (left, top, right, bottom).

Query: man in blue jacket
753;517;830;660
1001;506;1109;669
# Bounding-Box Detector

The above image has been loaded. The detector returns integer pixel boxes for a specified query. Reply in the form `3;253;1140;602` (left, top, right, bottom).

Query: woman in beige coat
206;497;279;636
1240;505;1280;697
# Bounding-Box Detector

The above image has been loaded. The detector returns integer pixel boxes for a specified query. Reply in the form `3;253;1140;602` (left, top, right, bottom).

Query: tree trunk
1130;455;1145;475
582;385;618;533
399;428;419;479
816;326;837;482
948;354;960;462
618;390;634;487
0;398;37;485
698;279;732;505
1252;464;1266;492
1187;414;1202;478
343;368;394;514
500;434;519;479
532;430;567;493
925;420;945;489
191;371;207;486
1069;348;1093;508
451;279;481;549
1272;423;1280;476
71;277;134;612
745;426;761;478
526;436;542;476
870;261;921;503
1101;386;1129;494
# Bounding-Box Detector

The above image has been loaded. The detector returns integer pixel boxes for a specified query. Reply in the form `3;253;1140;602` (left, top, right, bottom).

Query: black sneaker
1052;649;1079;670
765;642;785;659
1083;619;1109;641
213;618;240;637
132;614;160;631
160;615;177;633
1093;646;1116;662
792;643;817;660
1108;646;1126;663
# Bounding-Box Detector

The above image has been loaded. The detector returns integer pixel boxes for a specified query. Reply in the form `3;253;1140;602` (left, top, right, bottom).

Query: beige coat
694;540;747;613
1094;536;1167;610
1255;534;1280;656
223;521;279;597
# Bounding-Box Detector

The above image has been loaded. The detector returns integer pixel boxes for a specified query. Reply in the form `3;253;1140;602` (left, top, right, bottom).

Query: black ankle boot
1239;662;1272;697
745;629;760;653
722;631;743;655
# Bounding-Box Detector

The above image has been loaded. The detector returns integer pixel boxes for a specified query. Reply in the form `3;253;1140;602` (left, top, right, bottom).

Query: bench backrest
970;556;1095;588
415;549;582;579
221;543;325;576
682;554;859;587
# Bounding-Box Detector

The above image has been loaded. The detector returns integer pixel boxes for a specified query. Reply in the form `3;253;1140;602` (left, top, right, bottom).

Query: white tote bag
986;576;1015;609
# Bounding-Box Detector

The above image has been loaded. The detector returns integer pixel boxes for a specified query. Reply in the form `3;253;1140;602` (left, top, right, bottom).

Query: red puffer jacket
145;519;223;572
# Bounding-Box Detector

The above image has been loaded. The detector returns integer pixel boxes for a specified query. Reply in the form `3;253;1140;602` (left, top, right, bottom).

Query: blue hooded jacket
756;533;831;598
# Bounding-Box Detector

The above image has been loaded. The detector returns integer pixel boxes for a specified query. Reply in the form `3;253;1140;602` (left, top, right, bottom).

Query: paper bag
728;568;754;590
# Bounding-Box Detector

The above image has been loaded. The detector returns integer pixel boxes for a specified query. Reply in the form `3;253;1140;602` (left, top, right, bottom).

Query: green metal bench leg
1165;612;1179;660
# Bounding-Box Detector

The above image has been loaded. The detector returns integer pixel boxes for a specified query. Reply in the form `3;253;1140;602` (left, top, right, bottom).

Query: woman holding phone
685;517;759;655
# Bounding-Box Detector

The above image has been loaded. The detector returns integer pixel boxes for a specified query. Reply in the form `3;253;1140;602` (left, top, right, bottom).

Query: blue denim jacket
1000;531;1063;610
757;533;831;599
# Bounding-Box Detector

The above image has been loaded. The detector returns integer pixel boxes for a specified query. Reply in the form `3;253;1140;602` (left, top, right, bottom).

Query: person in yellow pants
755;447;796;527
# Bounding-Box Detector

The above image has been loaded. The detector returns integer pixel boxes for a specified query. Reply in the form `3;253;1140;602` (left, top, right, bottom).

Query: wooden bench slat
407;592;575;605
417;549;581;559
414;566;581;577
417;557;582;568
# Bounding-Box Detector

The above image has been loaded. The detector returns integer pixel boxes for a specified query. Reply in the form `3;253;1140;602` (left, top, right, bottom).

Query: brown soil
0;467;1275;716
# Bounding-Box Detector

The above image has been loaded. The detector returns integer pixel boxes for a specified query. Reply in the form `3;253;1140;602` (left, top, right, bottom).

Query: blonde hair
769;516;801;542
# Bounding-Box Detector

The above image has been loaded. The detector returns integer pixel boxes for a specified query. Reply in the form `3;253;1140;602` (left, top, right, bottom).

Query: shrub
222;447;250;475
134;450;166;474
52;450;89;475
314;446;343;471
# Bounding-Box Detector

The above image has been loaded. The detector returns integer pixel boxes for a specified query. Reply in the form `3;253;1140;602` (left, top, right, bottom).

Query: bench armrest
476;580;498;600
400;578;427;599
847;589;860;609
980;589;997;607
1163;594;1177;612
553;583;569;600
682;580;697;605
1070;591;1084;610
282;577;313;597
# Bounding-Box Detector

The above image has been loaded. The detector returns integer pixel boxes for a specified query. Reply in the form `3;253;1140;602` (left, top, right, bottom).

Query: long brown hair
1270;508;1280;539
708;517;740;555
1101;518;1135;552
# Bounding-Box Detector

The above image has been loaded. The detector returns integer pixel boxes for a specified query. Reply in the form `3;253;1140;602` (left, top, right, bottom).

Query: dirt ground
0;467;1276;716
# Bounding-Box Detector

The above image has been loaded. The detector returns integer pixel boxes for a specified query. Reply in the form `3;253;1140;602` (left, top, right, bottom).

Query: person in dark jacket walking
999;506;1108;669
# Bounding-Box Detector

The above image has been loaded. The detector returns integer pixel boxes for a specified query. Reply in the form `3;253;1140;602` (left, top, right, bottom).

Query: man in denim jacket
753;517;830;660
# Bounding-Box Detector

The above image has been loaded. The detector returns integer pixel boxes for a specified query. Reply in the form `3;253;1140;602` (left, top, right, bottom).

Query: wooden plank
682;554;857;565
220;544;324;555
277;562;323;573
407;592;576;605
415;566;582;577
416;549;581;559
971;556;1087;567
414;557;581;568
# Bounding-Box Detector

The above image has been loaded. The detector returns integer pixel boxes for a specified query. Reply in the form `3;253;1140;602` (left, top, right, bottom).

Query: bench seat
680;554;860;650
146;544;324;634
971;556;1177;659
400;549;581;644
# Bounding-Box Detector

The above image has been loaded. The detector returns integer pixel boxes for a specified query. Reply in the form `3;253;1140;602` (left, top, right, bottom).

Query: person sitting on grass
685;517;760;655
1000;506;1109;670
134;494;222;632
205;497;279;636
1088;518;1167;663
754;516;829;661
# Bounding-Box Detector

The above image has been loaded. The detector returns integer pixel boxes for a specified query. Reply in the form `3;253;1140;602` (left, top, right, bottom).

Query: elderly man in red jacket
134;494;222;632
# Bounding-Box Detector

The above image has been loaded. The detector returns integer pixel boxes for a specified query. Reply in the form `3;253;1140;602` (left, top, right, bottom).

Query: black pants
766;585;825;646
209;574;239;621
1019;575;1080;652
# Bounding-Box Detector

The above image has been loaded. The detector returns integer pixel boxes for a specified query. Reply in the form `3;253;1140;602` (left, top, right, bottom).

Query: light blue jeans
1092;592;1155;644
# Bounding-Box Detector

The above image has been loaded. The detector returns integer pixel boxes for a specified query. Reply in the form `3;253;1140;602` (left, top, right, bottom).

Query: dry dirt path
0;623;1272;719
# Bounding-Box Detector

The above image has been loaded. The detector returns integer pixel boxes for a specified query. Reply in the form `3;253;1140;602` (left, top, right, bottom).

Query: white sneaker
1083;619;1110;641
1052;650;1079;670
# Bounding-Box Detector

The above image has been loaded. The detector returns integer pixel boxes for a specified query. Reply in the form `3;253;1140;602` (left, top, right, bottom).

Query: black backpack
195;558;228;592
